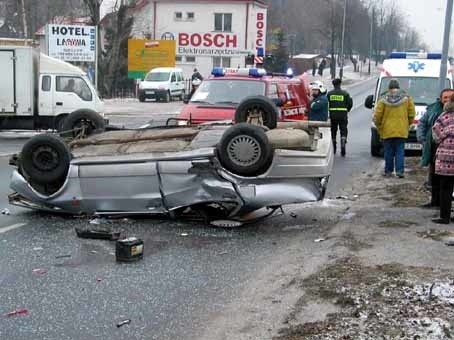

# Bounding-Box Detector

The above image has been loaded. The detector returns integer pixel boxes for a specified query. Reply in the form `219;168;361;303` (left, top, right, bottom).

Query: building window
186;56;196;63
214;13;232;32
174;12;182;20
175;55;182;62
187;12;194;20
213;57;231;68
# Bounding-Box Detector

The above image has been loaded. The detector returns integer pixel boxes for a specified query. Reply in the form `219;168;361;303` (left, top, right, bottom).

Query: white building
130;0;267;78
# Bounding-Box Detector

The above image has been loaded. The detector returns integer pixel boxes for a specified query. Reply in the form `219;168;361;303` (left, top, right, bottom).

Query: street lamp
339;0;347;80
439;0;453;93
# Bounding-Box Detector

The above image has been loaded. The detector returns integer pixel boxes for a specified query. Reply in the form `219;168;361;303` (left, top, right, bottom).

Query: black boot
341;137;346;157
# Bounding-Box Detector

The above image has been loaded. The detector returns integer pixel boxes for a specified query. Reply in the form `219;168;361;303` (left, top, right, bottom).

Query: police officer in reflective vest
327;78;353;156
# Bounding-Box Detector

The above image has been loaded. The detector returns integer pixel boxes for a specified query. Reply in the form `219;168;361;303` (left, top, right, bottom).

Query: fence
106;79;194;100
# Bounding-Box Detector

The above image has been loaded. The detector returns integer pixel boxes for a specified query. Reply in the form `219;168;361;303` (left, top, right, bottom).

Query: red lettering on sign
203;33;213;47
178;33;238;48
179;33;189;46
256;12;265;48
226;35;237;48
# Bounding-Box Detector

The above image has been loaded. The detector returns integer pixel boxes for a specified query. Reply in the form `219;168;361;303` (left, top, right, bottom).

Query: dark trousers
439;175;454;220
330;115;348;142
429;163;440;206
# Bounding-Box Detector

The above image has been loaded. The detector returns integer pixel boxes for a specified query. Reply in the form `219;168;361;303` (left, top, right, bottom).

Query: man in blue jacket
308;81;329;121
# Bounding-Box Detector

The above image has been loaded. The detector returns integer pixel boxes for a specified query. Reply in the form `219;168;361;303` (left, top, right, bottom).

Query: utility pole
368;6;374;75
20;0;28;38
339;0;347;80
439;0;453;93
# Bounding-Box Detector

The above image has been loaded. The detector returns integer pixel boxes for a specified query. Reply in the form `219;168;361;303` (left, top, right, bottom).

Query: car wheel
20;134;71;185
371;128;383;157
217;123;274;176
234;95;278;129
164;91;171;103
138;94;145;102
61;109;106;139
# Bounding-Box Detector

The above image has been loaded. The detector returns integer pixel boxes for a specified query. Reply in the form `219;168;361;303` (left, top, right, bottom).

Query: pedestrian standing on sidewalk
327;78;353;156
417;88;454;209
318;58;326;76
373;79;416;178
431;95;454;224
312;59;318;76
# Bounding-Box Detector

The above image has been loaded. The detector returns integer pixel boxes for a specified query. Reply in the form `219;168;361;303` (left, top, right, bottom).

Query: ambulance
364;52;453;156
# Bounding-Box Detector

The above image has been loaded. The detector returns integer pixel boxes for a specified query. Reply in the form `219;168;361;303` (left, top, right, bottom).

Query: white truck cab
0;44;105;134
365;52;453;156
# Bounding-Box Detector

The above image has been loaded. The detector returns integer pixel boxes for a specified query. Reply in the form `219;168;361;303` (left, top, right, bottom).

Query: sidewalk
306;62;380;87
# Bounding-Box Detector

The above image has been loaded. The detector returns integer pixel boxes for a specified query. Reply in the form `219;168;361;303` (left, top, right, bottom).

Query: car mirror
364;94;374;109
183;95;189;104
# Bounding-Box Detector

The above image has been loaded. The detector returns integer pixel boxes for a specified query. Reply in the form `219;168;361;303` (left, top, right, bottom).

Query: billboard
128;39;176;79
47;24;96;62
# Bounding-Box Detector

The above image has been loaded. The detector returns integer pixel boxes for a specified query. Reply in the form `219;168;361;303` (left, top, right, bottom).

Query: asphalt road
0;78;379;340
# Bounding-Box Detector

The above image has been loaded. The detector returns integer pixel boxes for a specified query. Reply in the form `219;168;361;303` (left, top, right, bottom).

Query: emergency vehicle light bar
389;52;442;60
211;67;266;77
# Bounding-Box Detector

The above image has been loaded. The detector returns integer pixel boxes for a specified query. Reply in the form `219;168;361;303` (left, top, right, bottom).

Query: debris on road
290;212;297;218
445;237;454;246
4;309;28;317
116;319;131;328
89;218;106;225
32;247;43;251
75;228;121;241
32;268;47;276
55;254;71;259
180;233;189;236
336;195;349;200
314;238;325;243
1;208;10;215
115;237;144;262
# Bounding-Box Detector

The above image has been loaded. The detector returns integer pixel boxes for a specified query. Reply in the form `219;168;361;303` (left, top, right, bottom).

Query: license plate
405;143;422;150
145;91;155;94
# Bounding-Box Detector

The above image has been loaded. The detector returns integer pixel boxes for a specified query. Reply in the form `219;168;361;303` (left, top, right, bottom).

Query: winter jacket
309;94;329;121
419;101;444;166
417;101;443;143
373;89;416;139
433;102;454;176
327;88;353;120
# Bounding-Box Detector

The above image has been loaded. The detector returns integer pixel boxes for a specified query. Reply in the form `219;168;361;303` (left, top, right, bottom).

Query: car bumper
139;89;167;99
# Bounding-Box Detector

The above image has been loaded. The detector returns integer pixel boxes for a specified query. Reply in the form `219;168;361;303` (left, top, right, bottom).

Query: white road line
0;223;27;234
352;102;365;112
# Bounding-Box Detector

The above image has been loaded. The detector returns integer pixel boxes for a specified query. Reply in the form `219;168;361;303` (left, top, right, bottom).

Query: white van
365;52;453;156
138;67;185;102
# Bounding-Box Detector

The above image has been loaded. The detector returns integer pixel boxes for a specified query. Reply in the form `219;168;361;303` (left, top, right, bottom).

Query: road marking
352;102;365;112
0;223;27;234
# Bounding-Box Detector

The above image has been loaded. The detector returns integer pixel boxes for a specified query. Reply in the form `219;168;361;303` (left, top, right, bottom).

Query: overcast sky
397;0;448;51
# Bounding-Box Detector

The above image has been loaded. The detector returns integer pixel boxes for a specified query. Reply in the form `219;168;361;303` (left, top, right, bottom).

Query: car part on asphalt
116;319;131;328
115;237;144;262
75;228;121;241
20;134;71;185
5;309;28;317
234;95;278;129
210;220;244;228
60;109;106;138
216;123;274;176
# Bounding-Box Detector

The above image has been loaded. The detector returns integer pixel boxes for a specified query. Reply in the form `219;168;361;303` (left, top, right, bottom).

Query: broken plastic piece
1;208;10;215
116;319;131;328
314;238;325;243
289;212;297;218
180;233;189;236
55;254;71;259
75;228;121;241
5;309;28;317
32;268;47;276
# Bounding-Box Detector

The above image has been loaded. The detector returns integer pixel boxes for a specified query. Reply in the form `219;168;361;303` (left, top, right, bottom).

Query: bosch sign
256;12;265;48
177;32;240;56
178;33;238;48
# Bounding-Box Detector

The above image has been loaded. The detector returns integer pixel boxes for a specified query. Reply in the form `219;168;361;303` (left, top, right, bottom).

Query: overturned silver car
9;96;334;224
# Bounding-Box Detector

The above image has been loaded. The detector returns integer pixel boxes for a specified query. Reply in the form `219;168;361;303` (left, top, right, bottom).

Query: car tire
138;93;145;102
371;128;383;157
61;109;106;138
234;95;278;129
164;91;171;103
20;134;71;185
54;114;68;132
217;123;274;176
